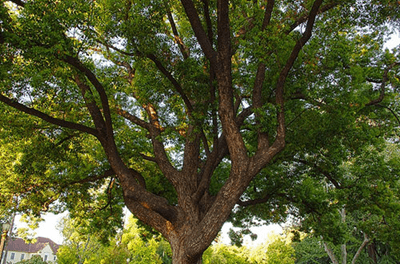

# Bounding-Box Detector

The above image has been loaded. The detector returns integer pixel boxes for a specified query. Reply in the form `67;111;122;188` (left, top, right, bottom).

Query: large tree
0;0;399;263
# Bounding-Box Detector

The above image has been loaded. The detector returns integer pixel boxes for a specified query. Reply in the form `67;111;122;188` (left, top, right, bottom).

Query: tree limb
64;55;114;141
366;62;399;106
146;54;194;113
73;74;108;137
116;108;151;130
324;242;340;264
251;0;323;174
144;104;179;181
201;0;214;44
351;233;370;264
0;94;98;137
166;11;190;59
375;104;400;125
180;0;217;65
237;194;273;207
286;2;339;34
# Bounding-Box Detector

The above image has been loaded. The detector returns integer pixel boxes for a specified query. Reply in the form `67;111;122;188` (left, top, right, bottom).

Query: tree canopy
0;0;399;262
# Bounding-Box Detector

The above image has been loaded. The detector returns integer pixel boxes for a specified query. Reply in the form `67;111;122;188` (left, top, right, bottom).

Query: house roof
5;237;60;254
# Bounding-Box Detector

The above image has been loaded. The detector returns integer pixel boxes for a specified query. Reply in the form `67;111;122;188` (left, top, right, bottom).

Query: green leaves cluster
57;215;172;264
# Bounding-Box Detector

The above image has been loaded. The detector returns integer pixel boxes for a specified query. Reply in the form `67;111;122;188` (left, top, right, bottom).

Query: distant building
2;237;59;264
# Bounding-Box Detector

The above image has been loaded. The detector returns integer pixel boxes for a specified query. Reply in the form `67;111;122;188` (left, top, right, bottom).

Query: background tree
284;141;400;263
249;232;296;264
293;236;331;264
0;0;399;263
16;255;48;264
56;215;172;264
56;217;107;264
203;244;249;264
294;234;399;264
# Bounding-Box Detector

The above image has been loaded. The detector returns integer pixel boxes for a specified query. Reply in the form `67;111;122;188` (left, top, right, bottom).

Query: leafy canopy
0;0;399;261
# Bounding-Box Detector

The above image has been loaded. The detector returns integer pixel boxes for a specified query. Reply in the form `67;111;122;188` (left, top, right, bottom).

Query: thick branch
261;0;275;31
287;2;339;34
167;11;190;59
201;0;214;44
73;75;107;137
65;56;171;230
253;0;275;110
237;194;273;207
116;108;151;130
341;244;347;264
180;126;201;195
128;168;147;189
278;0;323;93
140;153;157;163
251;0;323;173
216;0;249;165
144;104;178;180
180;0;217;65
0;94;98;137
146;54;194;113
64;55;114;141
193;133;229;202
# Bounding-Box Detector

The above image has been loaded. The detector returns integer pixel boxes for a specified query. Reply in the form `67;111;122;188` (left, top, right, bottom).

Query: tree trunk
171;247;203;264
367;242;377;263
324;242;339;264
341;244;347;264
170;237;204;264
340;208;347;264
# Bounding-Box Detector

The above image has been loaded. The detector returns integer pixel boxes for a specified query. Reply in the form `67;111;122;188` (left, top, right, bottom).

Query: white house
2;237;59;264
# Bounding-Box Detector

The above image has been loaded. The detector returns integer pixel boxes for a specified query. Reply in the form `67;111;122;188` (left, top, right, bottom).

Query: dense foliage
1;0;399;262
57;216;172;264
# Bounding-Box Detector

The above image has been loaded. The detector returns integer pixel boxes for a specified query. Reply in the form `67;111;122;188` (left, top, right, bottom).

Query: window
54;256;57;260
21;254;25;260
10;253;15;260
44;254;48;261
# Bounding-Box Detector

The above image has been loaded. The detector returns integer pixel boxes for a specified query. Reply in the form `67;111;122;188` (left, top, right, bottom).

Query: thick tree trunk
168;227;206;264
171;244;203;264
172;255;202;264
